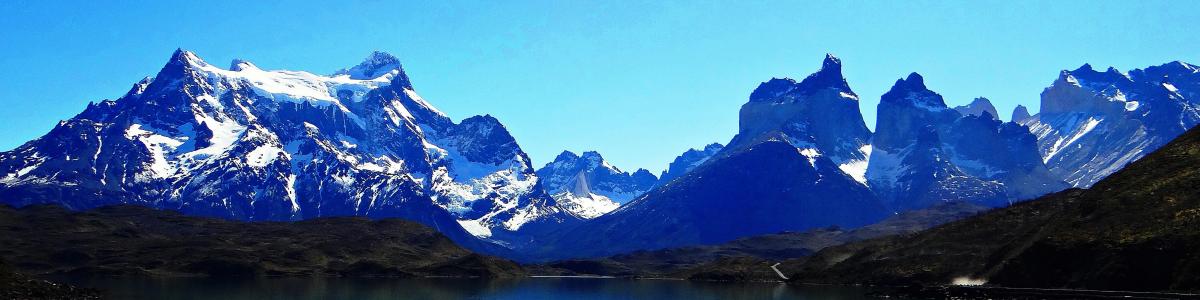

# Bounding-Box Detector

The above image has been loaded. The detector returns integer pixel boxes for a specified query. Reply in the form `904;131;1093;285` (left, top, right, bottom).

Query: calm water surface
59;277;883;300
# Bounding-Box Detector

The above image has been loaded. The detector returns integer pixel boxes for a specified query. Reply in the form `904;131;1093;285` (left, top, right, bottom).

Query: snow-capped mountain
536;55;888;260
1021;62;1200;187
534;151;657;218
0;49;571;251
866;73;1066;211
657;143;723;184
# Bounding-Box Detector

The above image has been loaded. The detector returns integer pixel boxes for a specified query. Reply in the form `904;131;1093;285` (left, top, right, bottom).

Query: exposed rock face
534;55;889;261
730;54;873;183
0;49;573;254
954;97;1000;120
1021;62;1200;187
1012;104;1032;123
542;141;887;260
867;73;1066;211
658;143;723;184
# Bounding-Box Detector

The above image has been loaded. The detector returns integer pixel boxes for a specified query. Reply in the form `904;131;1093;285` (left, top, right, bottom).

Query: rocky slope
657;143;723;185
728;54;873;183
867;74;1066;211
1022;62;1200;187
0;204;524;278
534;55;889;260
789;124;1200;292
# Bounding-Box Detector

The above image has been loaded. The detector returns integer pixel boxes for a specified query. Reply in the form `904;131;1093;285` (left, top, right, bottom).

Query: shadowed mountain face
868;73;1066;211
0;204;524;278
539;140;888;261
658;143;723;185
533;201;987;279
528;55;889;261
789;124;1200;292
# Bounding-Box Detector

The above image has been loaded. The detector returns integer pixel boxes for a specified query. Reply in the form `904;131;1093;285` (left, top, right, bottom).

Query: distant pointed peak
366;50;399;63
554;150;580;162
1011;105;1033;122
799;53;849;90
954;97;999;120
821;53;842;72
888;72;928;93
167;48;207;67
1075;63;1095;72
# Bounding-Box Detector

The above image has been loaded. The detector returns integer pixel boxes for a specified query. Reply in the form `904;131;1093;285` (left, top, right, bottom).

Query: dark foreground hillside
0;205;524;279
535;201;987;280
789;125;1200;292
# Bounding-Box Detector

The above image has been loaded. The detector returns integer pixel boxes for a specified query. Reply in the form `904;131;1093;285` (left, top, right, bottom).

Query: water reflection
60;277;879;300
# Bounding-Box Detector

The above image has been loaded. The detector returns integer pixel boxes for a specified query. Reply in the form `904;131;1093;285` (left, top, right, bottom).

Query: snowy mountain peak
1027;60;1200;187
229;59;258;71
536;150;657;207
168;48;206;66
335;50;407;82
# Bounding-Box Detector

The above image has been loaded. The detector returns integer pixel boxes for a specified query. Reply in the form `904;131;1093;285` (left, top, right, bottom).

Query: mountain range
788;119;1200;292
2;49;1198;262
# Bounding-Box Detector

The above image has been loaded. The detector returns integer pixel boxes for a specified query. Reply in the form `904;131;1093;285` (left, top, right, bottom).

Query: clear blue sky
1;1;1197;173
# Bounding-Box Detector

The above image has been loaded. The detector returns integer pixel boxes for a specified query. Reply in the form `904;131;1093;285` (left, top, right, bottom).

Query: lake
58;277;881;299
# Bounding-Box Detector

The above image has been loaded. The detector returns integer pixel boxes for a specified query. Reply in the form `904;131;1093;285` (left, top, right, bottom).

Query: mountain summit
1022;61;1200;187
868;72;1065;211
538;55;889;260
0;50;569;255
